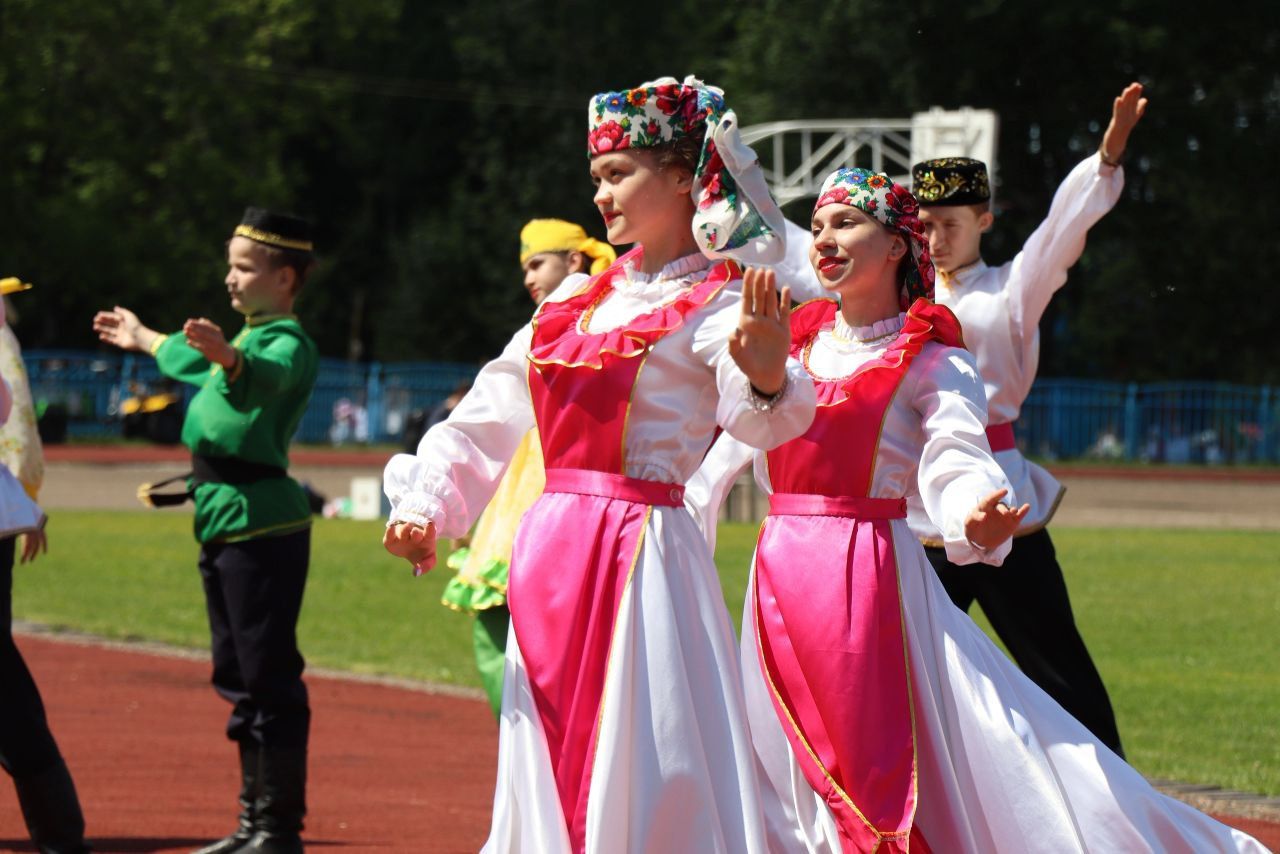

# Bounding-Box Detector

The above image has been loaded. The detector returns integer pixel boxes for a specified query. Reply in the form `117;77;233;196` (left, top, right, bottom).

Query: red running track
1;635;1277;852
0;635;497;852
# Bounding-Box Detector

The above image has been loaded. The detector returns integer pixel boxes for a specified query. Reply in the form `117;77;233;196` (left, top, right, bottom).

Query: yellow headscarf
0;277;33;296
519;219;616;275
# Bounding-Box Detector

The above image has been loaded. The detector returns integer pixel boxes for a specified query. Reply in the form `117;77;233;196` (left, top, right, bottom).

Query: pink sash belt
769;493;906;519
986;421;1016;452
543;468;685;507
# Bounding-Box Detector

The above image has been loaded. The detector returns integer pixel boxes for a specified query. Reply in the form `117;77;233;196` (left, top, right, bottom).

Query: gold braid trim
234;225;314;252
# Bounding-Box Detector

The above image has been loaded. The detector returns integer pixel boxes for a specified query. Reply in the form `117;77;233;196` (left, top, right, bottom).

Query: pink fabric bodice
527;247;737;473
766;298;965;498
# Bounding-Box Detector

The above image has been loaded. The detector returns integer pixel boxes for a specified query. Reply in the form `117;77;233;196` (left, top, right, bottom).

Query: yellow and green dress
442;430;544;717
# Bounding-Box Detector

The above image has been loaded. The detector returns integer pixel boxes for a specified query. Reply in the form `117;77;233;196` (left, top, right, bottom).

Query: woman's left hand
964;489;1030;552
729;267;792;395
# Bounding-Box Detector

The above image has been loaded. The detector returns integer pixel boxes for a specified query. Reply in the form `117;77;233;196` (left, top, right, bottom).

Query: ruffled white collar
614;252;711;298
819;311;906;354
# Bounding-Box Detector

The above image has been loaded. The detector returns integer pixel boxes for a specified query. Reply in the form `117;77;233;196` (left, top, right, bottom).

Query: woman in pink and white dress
383;77;816;853
689;168;1266;853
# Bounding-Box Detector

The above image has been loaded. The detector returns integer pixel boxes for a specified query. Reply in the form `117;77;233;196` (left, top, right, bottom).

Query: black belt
137;454;287;508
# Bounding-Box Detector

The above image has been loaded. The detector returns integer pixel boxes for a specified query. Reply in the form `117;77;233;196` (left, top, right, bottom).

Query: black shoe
250;746;307;852
191;833;252;854
14;759;92;854
192;741;260;854
235;831;303;854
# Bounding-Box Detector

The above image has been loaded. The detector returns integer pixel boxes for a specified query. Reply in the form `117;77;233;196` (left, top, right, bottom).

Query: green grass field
11;511;1279;796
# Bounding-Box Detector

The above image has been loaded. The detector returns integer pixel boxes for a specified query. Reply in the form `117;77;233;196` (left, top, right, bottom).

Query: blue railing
21;351;1279;464
23;350;476;446
1020;380;1276;464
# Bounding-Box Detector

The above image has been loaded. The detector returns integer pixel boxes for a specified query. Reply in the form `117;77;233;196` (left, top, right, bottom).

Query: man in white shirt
907;83;1147;757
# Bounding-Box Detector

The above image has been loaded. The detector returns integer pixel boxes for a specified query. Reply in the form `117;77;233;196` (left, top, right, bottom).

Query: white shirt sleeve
1006;153;1124;338
382;276;589;537
912;344;1014;566
691;293;817;451
684;432;756;553
383;325;537;538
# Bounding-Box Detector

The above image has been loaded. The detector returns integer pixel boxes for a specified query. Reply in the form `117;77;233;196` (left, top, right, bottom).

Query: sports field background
12;488;1279;798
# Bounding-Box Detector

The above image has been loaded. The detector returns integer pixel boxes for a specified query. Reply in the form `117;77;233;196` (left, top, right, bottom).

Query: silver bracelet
747;373;790;413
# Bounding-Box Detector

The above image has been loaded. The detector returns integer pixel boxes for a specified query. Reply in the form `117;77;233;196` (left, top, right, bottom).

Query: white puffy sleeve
1007;153;1124;336
690;286;817;451
382;326;536;538
684;431;756;553
911;344;1014;566
382;276;589;537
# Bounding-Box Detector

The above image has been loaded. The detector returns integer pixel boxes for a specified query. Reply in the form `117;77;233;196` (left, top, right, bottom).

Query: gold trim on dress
752;559;887;842
865;371;911;497
890;531;922;841
528;267;730;370
586;506;653;798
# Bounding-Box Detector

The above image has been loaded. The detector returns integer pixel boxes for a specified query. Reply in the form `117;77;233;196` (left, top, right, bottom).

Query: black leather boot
192;741;260;854
239;746;306;853
14;759;91;854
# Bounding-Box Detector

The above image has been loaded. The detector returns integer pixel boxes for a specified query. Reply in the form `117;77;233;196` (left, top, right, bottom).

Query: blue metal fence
23;350;477;446
21;350;1279;464
1019;380;1277;464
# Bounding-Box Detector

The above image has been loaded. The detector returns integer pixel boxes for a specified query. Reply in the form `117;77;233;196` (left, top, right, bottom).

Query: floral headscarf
588;75;786;267
814;168;935;307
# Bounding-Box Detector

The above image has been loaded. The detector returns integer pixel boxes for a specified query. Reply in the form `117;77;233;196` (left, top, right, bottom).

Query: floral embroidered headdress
588;75;786;267
814;168;936;307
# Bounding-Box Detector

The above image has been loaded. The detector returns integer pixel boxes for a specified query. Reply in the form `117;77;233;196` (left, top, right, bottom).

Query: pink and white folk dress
690;298;1265;853
384;248;816;853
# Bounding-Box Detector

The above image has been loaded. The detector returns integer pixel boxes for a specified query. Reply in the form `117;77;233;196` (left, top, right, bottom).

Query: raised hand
93;306;155;352
382;520;438;576
1100;82;1148;164
728;267;793;396
183;318;237;369
964;489;1031;552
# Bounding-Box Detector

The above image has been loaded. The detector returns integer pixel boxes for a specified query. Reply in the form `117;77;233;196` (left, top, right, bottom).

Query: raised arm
94;306;212;386
1007;83;1147;335
1100;82;1148;166
695;268;816;450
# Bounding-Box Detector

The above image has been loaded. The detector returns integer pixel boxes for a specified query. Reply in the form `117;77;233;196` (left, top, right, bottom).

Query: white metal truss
741;108;998;209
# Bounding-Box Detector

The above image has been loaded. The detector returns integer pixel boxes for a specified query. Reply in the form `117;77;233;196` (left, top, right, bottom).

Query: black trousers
0;537;65;779
926;528;1125;757
198;528;311;749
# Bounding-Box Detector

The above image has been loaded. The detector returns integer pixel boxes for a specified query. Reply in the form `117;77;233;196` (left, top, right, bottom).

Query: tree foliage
1;0;1275;381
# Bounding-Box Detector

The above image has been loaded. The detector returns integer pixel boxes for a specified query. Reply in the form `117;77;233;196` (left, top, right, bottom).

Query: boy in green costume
94;208;318;854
